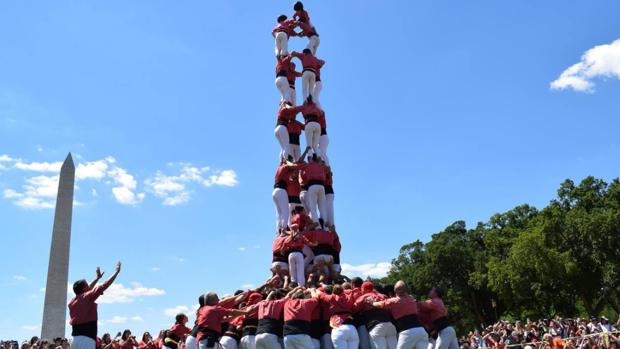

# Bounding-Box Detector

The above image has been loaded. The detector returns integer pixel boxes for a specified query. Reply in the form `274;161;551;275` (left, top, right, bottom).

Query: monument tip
62;152;75;169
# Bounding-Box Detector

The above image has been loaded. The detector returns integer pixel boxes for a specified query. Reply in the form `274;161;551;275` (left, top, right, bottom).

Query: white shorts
71;336;95;349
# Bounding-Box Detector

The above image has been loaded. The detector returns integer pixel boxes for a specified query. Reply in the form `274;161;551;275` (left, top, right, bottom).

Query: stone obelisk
41;153;75;339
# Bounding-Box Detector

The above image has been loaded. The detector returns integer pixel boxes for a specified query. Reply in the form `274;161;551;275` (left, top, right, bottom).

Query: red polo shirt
292;52;324;70
287;120;305;136
284;298;319;322
259;299;286;320
299;162;326;183
317;293;355;317
273;19;296;37
417;297;448;321
69;285;105;325
377;295;418;320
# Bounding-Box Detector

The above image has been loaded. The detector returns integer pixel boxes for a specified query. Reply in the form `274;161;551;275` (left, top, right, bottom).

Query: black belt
276;120;288;126
320;128;327;135
433;316;450;332
305;115;318;123
288;196;301;203
288;81;296;88
395;314;422;332
325;185;334;194
273;252;287;263
283;320;311;336
276;71;288;78
303;68;316;74
313;244;335;256
289;134;300;145
316;76;321;82
257;318;284;337
71;321;97;341
274;181;287;189
307;179;324;187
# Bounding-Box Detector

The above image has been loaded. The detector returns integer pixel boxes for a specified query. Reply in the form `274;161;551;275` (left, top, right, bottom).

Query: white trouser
306;36;320;55
369;322;397;349
275;32;289;56
290;144;301;161
186;336;198;349
301;71;316;102
331;325;359;349
241;335;256;349
319;134;329;165
304;121;321;156
71;336;95;349
325;193;334;227
358;325;371;349
273;188;289;230
312;338;320;349
288;251;305;286
313;81;322;108
220;336;238;349
427;338;435;349
276;76;293;103
306;184;326;223
303;244;315;267
275;125;291;160
256;333;282;349
199;339;217;349
435;327;458;349
284;334;313;349
322;334;334;349
300;190;308;212
397;327;428;349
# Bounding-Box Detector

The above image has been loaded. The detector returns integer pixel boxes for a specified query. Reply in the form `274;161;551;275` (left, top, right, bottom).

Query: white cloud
3;175;59;209
241;284;255;289
341;262;392;278
0;154;15;162
13;275;28;281
151;267;161;272
551;38;620;92
76;159;110;180
14;161;62;172
238;247;246;252
145;165;238;206
98;283;166;304
105;316;128;324
164;305;189;317
131;316;144;322
108;166;145;205
22;325;39;331
91;188;98;197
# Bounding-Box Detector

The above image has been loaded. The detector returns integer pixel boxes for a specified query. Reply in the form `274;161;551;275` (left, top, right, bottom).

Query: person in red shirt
196;291;250;349
297;18;320;55
272;15;298;57
138;333;157;349
370;281;428;349
293;2;311;26
281;226;316;287
275;102;305;162
291;50;325;104
219;314;243;349
323;166;335;228
119;330;138;349
293;153;328;225
354;282;396;349
69;262;122;349
275;55;301;106
240;293;264;349
287;169;303;221
317;113;329;165
417;288;458;349
312;286;358;349
283;288;320;349
297;98;323;160
255;289;287;349
164;314;192;349
273;159;294;233
287;119;305;161
272;233;290;278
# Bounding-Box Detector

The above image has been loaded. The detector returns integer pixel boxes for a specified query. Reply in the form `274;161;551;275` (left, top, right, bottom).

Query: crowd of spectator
461;317;620;349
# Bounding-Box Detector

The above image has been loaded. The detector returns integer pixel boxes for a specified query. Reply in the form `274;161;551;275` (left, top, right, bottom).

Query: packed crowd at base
461;317;620;349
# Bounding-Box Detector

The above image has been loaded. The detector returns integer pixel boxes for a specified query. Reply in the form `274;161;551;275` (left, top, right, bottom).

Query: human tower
269;2;342;287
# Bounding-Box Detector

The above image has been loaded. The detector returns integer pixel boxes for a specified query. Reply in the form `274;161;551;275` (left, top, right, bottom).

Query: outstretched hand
115;261;122;274
96;267;104;279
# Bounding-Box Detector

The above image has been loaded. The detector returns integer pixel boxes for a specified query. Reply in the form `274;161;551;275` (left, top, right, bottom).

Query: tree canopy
381;176;620;333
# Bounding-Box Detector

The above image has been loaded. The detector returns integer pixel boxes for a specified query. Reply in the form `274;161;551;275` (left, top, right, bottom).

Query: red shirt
275;164;292;185
287;120;305;136
272;235;287;253
276;55;293;75
282;235;307;253
287;62;302;84
258;299;286;320
324;167;333;186
169;323;191;339
291;212;313;231
298;21;318;37
277;105;304;124
284;298;319;322
292;52;324;70
318;293;355;317
301;103;322;124
354;291;387;314
196;299;236;340
299;162;327;183
138;342;156;349
313;230;337;248
376;295;418;320
273;19;296;36
68;285;105;325
417;297;448;322
293;10;310;24
287;172;301;197
317;112;327;129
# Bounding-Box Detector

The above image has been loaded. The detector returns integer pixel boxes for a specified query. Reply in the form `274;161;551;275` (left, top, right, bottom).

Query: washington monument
41;153;75;339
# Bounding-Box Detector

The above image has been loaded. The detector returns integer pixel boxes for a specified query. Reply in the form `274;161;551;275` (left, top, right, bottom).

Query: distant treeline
380;176;620;333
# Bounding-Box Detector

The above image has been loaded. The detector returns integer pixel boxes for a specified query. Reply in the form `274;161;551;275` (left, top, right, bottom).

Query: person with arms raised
69;262;122;349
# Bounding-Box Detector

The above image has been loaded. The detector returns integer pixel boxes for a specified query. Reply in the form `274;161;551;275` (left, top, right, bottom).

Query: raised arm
101;262;122;291
89;267;104;289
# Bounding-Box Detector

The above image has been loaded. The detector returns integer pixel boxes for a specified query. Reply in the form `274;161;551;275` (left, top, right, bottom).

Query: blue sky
2;0;620;340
